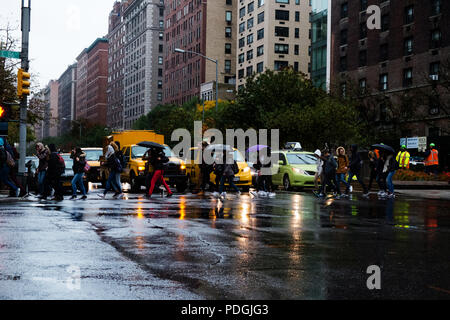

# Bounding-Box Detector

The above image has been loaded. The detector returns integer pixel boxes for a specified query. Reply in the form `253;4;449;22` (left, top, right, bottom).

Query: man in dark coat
44;144;64;201
346;144;369;197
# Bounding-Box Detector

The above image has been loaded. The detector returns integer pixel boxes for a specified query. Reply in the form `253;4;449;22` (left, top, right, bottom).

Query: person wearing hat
424;143;439;175
396;145;411;170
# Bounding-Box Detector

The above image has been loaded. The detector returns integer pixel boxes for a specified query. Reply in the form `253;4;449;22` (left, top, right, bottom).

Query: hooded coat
336;147;349;174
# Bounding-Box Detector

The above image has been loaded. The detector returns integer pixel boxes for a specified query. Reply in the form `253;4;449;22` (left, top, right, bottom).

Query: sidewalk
394;180;450;190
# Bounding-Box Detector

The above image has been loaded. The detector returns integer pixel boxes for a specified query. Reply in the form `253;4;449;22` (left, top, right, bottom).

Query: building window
257;45;264;56
258;12;264;24
359;78;367;94
339;56;347;72
294;44;299;55
239;7;245;18
432;0;441;16
238;69;244;79
404;5;414;24
247;33;254;45
246;65;253;76
226;11;233;22
294;62;299;72
431;29;442;48
257;62;264;73
341;2;348;19
257;28;264;40
403;68;413;87
380;43;389;61
359;50;367;67
340;29;348;45
295;28;299;38
248;2;254;13
274;60;288;71
239;37;245;48
360;0;367;11
379;73;388;91
239;22;245;33
404;37;413;56
157;92;162;101
381;14;389;32
158;56;163;64
430;61;440;77
295;11;300;22
226;0;232;4
275;10;289;21
247;49;253;61
225;43;232;54
360;22;367;39
275;43;289;54
247;18;254;29
275;0;289;3
238;53;245;63
225;60;231;73
275;26;289;37
258;0;265;7
225;27;232;38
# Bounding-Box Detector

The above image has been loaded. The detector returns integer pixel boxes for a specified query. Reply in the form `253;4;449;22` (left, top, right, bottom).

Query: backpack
6;151;15;168
114;156;123;173
57;153;66;174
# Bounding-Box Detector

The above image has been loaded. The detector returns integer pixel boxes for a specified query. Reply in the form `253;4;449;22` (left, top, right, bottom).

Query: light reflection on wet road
0;191;449;299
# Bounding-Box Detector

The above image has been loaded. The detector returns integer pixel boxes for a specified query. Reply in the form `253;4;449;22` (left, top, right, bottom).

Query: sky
1;0;116;89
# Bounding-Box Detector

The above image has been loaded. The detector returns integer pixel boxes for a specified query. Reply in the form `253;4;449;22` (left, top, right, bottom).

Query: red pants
148;170;172;196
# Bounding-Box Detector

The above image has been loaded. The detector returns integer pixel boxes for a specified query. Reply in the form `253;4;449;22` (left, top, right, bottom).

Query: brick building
76;38;109;126
330;0;449;140
163;0;237;106
58;63;77;136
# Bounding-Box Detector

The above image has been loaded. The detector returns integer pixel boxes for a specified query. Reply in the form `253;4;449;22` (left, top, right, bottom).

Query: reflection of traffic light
17;68;31;98
0;104;11;122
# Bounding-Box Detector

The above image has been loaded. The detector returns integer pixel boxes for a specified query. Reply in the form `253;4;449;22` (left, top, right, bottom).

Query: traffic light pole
19;0;30;175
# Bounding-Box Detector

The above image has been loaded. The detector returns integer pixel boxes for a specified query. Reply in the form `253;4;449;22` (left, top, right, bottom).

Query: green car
271;151;318;190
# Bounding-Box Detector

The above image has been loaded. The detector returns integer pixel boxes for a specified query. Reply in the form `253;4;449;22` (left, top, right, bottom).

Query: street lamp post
174;48;219;112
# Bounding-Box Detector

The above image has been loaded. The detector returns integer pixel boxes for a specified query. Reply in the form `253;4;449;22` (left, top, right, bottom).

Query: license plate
233;177;240;182
63;181;71;187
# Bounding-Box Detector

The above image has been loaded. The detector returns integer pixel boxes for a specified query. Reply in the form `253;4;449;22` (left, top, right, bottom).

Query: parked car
83;147;103;183
271;150;317;191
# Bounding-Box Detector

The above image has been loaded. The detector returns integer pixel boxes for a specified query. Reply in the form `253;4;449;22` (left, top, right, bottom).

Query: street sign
400;138;407;147
0;50;21;59
418;136;427;152
407;137;419;149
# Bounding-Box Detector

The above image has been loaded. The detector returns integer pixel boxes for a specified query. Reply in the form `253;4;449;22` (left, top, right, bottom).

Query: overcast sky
1;0;115;89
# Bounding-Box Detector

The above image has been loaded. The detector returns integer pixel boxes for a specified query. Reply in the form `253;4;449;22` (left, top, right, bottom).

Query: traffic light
17;68;31;98
0;104;11;122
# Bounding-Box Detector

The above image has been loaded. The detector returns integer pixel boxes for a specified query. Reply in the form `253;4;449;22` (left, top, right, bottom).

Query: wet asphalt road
0;188;449;300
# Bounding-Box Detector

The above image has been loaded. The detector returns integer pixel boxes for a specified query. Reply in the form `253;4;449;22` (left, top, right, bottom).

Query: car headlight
292;168;306;175
138;166;145;171
243;167;250;173
180;164;186;170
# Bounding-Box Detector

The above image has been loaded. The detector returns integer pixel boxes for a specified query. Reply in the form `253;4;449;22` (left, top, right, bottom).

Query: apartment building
330;0;449;138
310;0;329;90
57;63;77;136
123;0;165;129
107;0;130;131
163;0;238;106
236;0;311;90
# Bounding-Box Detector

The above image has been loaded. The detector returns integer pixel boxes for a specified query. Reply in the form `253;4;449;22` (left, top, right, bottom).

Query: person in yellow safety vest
424;143;439;175
396;145;411;169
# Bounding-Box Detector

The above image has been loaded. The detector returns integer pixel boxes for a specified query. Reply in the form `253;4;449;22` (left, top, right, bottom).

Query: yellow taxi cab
120;144;188;193
185;146;252;192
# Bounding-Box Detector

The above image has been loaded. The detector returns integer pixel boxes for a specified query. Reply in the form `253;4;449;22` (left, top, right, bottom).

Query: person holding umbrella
147;146;173;198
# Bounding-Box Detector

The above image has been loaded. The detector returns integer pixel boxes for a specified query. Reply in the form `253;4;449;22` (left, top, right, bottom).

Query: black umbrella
137;141;165;149
371;144;395;154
